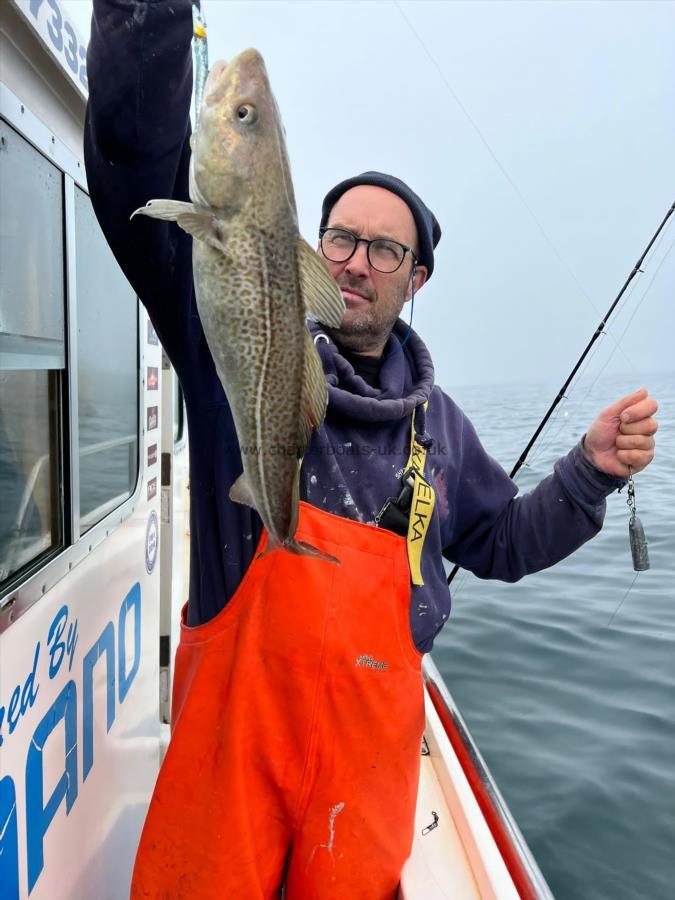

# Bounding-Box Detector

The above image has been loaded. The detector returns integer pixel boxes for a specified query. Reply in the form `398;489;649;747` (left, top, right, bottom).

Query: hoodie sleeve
83;0;198;374
442;402;624;582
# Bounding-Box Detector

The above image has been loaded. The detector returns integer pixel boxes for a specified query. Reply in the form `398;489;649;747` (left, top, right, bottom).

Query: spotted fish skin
195;207;304;543
133;49;344;560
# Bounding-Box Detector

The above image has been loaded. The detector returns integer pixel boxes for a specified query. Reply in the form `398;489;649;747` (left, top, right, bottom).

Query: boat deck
399;666;555;900
401;691;520;899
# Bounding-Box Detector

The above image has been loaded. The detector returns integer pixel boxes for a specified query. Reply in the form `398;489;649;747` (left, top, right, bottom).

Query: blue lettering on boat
0;582;142;897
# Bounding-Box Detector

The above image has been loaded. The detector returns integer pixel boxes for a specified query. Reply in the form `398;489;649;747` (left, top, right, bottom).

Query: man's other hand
583;388;658;478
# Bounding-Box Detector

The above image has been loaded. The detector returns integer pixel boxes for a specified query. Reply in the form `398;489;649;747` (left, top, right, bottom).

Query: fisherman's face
319;186;428;356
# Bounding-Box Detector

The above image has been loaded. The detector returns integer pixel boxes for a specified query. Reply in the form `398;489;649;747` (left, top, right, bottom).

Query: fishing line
394;0;636;374
575;234;675;406
507;217;672;473
605;236;675;365
450;567;472;595
523;336;610;472
447;199;675;587
524;255;646;470
606;573;640;628
504;201;674;484
525;256;646;469
452;229;672;609
525;332;617;471
526;257;652;469
527;231;675;473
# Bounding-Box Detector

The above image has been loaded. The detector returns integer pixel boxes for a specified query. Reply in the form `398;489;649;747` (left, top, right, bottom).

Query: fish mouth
221;48;267;85
237;48;265;69
203;49;268;108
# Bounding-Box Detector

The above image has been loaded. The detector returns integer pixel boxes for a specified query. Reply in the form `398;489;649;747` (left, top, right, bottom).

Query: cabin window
0;121;64;584
74;187;139;532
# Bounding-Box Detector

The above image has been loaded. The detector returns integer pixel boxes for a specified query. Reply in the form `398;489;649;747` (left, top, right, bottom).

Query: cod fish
133;49;345;562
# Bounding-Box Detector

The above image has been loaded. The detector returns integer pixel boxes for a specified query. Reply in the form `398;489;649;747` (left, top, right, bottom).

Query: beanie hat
320;171;442;277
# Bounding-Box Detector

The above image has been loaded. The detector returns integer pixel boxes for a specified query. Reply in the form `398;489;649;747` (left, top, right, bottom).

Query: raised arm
84;0;196;367
442;404;625;583
84;1;265;623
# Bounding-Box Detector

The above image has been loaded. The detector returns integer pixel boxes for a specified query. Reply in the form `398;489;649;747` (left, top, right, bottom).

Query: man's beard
325;279;405;354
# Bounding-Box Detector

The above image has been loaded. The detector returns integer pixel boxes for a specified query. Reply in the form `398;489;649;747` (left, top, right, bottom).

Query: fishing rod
447;198;675;587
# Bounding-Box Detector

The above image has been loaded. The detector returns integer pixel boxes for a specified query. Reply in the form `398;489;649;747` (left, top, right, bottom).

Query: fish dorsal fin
298;331;328;455
297;237;346;328
229;472;257;510
131;200;228;252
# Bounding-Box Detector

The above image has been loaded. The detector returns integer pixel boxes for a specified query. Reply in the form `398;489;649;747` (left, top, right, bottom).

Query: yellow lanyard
406;405;435;586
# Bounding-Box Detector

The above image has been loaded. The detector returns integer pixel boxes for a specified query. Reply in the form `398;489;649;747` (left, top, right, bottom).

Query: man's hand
583;388;658;478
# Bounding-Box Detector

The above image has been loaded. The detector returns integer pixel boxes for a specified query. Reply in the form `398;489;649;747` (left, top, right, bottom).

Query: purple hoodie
84;0;624;653
303;320;623;650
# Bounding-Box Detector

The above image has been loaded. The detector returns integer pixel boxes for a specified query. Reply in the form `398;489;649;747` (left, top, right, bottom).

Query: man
85;2;657;897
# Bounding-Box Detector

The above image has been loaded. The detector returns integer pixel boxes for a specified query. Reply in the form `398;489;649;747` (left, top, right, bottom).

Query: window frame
173;371;187;451
71;181;141;535
0;88;144;632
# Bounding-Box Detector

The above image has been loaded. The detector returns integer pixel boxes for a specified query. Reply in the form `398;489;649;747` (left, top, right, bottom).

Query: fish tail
292;540;341;565
256;537;340;565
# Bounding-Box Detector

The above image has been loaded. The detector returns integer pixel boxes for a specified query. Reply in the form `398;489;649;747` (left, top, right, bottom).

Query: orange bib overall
131;502;425;899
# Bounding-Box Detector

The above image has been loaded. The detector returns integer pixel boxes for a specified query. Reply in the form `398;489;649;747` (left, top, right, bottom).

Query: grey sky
66;0;675;390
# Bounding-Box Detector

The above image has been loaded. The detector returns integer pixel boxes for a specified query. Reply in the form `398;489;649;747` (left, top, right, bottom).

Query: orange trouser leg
285;509;424;898
285;745;422;900
131;504;424;899
131;673;293;898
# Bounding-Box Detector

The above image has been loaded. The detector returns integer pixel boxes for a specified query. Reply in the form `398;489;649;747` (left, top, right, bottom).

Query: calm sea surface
434;371;675;900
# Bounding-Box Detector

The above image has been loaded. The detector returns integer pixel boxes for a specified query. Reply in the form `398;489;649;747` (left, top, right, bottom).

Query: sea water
433;371;675;900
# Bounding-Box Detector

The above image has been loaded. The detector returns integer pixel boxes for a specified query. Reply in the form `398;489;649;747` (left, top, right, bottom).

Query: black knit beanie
320;171;442;277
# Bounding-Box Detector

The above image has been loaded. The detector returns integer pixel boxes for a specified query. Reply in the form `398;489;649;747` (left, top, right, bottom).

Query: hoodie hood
308;319;435;424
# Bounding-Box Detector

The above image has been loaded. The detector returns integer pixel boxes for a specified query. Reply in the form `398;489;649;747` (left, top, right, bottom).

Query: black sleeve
84;0;199;375
84;0;264;630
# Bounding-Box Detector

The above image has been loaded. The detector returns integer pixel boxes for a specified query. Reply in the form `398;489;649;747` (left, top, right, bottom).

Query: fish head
191;49;296;224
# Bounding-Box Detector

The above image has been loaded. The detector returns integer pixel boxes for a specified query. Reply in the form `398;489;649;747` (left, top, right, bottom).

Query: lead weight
629;515;650;571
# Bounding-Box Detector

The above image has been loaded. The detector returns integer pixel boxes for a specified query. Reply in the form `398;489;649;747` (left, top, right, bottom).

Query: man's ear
406;264;428;301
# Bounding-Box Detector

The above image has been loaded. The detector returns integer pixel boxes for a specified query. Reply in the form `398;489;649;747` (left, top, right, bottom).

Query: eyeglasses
319;227;417;274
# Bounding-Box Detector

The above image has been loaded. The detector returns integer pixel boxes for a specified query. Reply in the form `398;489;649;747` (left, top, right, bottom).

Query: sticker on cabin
148;444;158;467
147;320;159;345
147;477;158;502
147;367;159;390
147;406;158;431
17;0;89;97
145;511;159;573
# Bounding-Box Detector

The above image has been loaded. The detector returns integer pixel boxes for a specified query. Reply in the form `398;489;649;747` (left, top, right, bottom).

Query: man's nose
344;241;370;277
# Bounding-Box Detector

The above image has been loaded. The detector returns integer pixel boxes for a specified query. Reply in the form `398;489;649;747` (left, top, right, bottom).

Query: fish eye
237;104;258;124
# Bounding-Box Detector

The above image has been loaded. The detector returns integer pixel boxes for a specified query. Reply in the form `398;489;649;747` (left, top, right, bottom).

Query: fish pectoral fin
298;331;328;453
175;213;228;252
131;200;228;252
131;199;195;222
297;237;346;328
229;472;257;510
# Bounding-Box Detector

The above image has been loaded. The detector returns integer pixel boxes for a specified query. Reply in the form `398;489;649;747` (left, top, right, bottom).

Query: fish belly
192;235;307;542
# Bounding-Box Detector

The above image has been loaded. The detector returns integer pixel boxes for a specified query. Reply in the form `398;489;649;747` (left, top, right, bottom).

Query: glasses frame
319;227;418;274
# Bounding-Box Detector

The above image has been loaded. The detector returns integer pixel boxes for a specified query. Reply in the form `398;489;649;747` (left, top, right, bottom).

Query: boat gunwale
423;656;555;900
